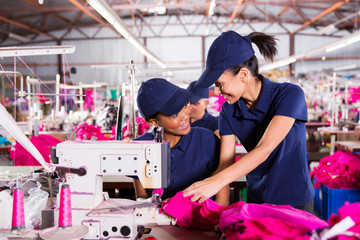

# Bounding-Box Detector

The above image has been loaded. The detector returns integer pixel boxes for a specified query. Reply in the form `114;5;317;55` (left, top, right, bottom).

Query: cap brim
189;94;201;103
159;88;195;115
195;68;225;88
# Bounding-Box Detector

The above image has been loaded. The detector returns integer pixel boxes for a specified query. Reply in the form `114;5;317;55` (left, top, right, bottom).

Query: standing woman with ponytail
183;31;314;213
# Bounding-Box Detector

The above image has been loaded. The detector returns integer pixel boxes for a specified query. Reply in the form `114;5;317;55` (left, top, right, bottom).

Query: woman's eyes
170;114;178;119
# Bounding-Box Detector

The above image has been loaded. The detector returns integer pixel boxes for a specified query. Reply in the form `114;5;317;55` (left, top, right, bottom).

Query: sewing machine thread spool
11;188;25;231
58;184;72;228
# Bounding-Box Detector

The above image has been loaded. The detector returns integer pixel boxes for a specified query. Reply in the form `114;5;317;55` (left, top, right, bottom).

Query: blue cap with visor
195;31;255;88
137;78;197;119
186;81;209;103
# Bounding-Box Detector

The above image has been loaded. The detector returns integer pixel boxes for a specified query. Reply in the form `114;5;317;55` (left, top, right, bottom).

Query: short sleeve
274;84;308;122
219;106;234;136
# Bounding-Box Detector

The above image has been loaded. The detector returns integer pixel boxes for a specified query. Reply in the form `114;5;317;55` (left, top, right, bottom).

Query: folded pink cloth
219;203;329;240
160;191;224;229
160;192;328;236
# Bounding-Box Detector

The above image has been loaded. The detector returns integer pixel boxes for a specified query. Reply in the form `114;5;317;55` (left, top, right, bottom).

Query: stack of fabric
160;192;360;239
310;151;360;189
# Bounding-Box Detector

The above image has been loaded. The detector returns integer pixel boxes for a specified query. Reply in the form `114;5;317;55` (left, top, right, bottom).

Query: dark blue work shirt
135;127;220;200
219;75;314;207
191;110;219;132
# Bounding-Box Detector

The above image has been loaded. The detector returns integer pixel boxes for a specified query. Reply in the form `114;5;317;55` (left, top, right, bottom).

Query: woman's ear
238;68;249;82
149;119;158;127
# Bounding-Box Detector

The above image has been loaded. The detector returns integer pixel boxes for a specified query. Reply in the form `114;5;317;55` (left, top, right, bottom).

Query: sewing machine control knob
145;147;152;161
120;226;131;236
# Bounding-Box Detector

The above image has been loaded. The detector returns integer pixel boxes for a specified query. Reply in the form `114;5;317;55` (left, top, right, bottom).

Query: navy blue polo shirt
135;127;220;199
191;110;219;132
219;75;314;206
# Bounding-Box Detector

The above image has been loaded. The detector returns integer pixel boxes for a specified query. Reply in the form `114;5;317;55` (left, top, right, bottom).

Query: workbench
335;141;360;153
317;127;356;155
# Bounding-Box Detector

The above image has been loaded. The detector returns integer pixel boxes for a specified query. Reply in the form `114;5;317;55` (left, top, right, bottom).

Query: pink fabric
160;191;328;238
9;134;62;166
328;202;360;238
219;203;328;240
210;95;226;112
349;87;360;104
83;89;94;112
310;151;360;189
73;123;109;140
160;192;224;229
152;189;164;196
136;117;150;136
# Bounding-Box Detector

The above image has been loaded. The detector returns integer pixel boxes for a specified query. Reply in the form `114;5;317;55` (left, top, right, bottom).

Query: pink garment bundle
9;134;62;166
160;191;224;229
349;87;360;104
160;192;328;238
218;202;328;240
310;151;360;189
74;122;109;140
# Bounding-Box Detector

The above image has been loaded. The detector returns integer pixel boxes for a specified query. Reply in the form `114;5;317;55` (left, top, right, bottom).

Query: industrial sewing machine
49;139;176;239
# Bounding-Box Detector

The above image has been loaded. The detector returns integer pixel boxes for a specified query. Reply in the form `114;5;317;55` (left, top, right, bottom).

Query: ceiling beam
24;0;73;25
0;12;58;41
291;0;351;34
226;0;244;31
68;0;119;36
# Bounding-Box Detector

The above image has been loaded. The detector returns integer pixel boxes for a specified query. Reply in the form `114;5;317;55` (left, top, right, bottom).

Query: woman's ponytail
227;32;278;78
248;32;278;61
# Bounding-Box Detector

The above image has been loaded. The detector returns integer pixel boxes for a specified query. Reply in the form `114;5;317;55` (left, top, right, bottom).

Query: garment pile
310;151;360;189
161;192;360;239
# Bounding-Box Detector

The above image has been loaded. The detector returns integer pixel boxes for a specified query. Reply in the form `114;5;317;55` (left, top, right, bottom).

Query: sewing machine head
49;140;174;239
53;139;170;208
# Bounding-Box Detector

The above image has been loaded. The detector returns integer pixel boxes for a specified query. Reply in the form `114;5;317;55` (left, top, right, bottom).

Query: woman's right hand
183;176;223;203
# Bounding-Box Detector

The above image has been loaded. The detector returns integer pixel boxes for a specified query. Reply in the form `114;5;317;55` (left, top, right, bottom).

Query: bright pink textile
160;192;328;237
9;134;62;166
73;123;109;140
310;151;360;189
210;95;226;112
328;202;360;238
219;203;328;240
160;192;223;229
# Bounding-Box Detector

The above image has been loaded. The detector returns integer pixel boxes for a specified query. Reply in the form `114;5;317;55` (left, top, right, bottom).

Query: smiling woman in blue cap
134;78;227;204
183;31;314;213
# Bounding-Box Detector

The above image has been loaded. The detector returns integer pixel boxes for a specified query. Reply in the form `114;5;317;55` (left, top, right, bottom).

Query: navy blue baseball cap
186;81;209;103
137;78;197;119
195;31;255;88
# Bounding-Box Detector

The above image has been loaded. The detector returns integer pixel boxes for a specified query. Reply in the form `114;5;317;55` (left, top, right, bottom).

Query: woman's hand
183;176;223;203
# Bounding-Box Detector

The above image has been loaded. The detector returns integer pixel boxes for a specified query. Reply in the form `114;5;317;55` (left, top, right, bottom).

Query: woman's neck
164;133;182;148
243;77;262;109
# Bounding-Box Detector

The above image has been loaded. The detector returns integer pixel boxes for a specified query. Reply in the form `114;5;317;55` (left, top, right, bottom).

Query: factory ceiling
0;0;359;46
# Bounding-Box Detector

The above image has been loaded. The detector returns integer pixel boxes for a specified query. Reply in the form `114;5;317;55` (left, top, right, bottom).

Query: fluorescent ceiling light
87;0;166;68
325;42;347;52
260;30;360;72
334;64;358;72
260;58;296;72
8;33;31;43
0;45;75;57
208;0;216;16
317;24;335;35
317;10;360;35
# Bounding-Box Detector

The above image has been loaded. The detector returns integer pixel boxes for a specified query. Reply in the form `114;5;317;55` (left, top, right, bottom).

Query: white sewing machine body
52;140;174;239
